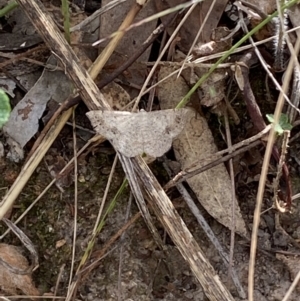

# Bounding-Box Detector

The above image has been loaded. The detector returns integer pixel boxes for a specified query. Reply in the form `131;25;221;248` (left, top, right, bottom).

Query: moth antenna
273;2;289;71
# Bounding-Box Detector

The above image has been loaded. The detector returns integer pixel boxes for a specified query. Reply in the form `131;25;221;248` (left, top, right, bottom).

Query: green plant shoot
266;113;292;135
0;89;11;128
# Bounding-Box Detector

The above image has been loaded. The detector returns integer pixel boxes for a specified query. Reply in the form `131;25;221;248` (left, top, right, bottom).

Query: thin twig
1;218;39;274
164;125;270;190
223;104;237;287
273;131;290;211
68;109;78;291
53;264;65;301
92;155;118;235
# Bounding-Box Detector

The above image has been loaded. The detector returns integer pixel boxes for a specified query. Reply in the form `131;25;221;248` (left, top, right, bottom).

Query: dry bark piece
154;0;228;54
0;243;39;296
100;0;156;62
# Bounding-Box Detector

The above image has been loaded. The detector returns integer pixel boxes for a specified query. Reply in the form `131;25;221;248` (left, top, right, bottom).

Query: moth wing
111;125;144;157
86;111;129;139
141;109;188;157
161;108;189;138
86;111;144;157
143;132;173;157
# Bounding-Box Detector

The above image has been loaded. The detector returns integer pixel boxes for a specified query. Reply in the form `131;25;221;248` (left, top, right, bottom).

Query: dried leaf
3;56;73;161
158;66;248;237
101;82;133;111
0;243;39;296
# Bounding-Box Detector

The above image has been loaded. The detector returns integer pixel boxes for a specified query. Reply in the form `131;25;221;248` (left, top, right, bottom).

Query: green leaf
0;89;11;128
266;113;293;135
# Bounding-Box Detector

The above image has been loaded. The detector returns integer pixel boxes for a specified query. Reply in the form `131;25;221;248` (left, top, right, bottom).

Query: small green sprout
266;113;292;135
0;89;11;128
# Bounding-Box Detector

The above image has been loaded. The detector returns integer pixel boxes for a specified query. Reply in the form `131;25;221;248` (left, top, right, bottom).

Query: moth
86;109;189;158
